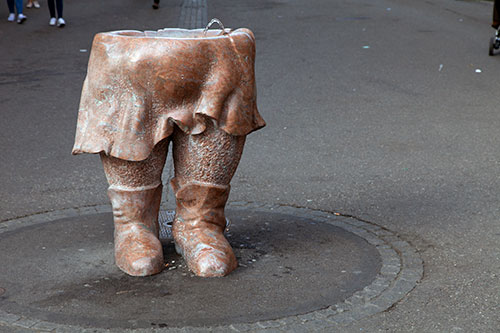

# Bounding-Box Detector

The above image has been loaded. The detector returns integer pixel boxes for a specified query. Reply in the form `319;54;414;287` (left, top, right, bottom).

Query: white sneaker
49;17;56;26
17;13;27;24
57;17;65;27
7;13;15;21
33;1;40;8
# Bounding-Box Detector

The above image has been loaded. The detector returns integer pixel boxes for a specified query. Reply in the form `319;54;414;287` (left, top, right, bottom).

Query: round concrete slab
0;206;381;330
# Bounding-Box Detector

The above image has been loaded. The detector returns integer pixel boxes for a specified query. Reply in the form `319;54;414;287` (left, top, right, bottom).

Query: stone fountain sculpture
72;21;265;277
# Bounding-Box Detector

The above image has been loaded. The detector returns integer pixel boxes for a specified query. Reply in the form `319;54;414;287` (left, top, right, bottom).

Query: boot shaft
107;184;163;236
171;178;230;230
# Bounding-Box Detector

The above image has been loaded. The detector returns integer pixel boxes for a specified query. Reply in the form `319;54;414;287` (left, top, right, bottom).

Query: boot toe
194;252;237;277
115;233;164;276
187;242;237;277
117;251;164;276
129;255;164;276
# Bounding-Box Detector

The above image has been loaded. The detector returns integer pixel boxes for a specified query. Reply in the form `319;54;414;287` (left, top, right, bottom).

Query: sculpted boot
107;184;164;276
171;178;237;277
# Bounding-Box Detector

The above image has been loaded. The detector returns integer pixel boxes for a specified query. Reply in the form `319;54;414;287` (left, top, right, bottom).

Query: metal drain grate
158;210;175;240
158;210;231;240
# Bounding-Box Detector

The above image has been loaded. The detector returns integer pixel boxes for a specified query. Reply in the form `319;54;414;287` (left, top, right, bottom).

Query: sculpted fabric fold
72;28;266;161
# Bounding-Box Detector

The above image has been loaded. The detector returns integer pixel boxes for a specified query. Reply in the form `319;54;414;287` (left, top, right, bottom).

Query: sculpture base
0;204;420;331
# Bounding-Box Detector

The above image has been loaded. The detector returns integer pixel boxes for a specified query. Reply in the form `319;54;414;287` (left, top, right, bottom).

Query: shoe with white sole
49;17;56;26
57;17;65;27
17;13;27;24
33;1;40;8
7;13;15;21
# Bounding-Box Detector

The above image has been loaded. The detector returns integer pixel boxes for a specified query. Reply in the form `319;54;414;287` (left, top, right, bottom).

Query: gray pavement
0;202;423;332
1;0;500;331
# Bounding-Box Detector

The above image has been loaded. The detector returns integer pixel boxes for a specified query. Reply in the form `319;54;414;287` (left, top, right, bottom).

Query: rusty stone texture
72;28;265;162
173;119;246;187
73;27;265;277
107;185;164;276
171;178;238;277
100;138;170;188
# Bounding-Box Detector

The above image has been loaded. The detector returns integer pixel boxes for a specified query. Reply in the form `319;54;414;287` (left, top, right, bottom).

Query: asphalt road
1;0;500;331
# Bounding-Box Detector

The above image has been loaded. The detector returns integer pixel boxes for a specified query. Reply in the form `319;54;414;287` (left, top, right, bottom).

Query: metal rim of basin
0;202;423;332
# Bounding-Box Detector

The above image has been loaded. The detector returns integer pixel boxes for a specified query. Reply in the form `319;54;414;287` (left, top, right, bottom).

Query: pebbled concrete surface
1;0;499;331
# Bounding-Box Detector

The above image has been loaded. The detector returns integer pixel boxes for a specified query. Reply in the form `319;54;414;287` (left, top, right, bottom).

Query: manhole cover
0;203;422;332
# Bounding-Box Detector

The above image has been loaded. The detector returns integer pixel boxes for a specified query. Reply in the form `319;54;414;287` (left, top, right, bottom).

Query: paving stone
398;269;423;283
365;280;389;295
315;307;337;318
370;228;394;236
350;228;372;237
55;325;88;333
11;317;40;328
391;240;413;252
382;255;401;266
296;313;317;323
391;276;418;295
200;327;233;333
47;211;72;220
361;224;382;233
350;303;382;320
327;312;355;325
371;294;400;311
331;302;353;314
256;320;282;329
277;317;301;327
328;220;354;231
229;323;255;332
363;236;386;246
0;311;21;324
361;286;383;299
402;255;423;269
377;247;398;258
282;323;311;333
372;274;392;284
380;264;400;277
380;234;402;243
343;218;368;228
32;320;64;331
344;294;365;306
305;318;337;330
257;328;282;333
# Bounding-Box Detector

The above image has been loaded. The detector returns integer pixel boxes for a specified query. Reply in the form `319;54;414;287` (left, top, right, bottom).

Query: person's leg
101;138;170;276
54;0;64;26
15;0;26;23
6;0;15;21
56;0;62;17
171;119;246;277
493;0;500;29
7;0;14;13
14;0;22;13
47;0;55;18
152;0;159;9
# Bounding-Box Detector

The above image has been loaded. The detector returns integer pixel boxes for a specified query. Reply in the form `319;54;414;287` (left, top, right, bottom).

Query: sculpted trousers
101;120;245;276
